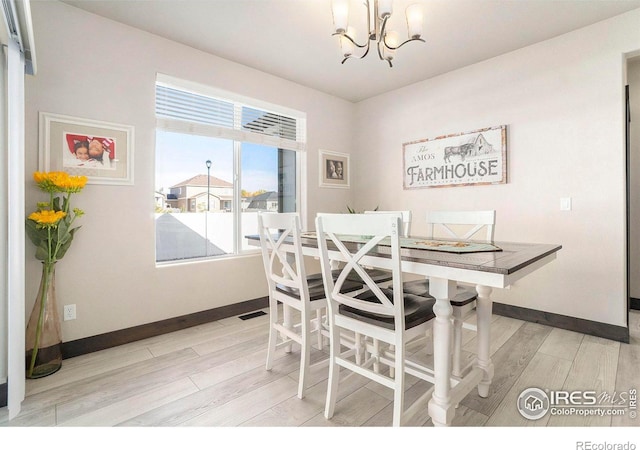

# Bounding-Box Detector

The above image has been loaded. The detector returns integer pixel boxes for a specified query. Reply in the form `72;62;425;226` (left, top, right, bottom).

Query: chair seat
400;279;477;307
339;288;435;330
276;273;363;301
332;268;393;284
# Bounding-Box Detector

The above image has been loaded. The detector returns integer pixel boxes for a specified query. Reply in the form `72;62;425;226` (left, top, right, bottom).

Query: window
154;75;306;263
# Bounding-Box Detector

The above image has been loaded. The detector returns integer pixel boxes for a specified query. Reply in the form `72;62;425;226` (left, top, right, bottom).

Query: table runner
301;232;502;254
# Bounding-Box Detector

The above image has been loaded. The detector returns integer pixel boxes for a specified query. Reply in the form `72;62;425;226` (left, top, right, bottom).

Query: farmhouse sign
403;125;507;189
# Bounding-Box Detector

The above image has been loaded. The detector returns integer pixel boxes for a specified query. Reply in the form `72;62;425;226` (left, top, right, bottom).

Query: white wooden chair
316;213;436;426
257;212;363;399
364;210;412;237
427;210;495;244
402;210;496;376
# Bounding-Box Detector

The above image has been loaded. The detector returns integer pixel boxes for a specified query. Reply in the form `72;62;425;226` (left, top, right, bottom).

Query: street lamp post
206;160;212;211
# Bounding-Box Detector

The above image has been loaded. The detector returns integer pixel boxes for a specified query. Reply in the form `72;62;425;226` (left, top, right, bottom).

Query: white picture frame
39;112;134;185
319;149;350;189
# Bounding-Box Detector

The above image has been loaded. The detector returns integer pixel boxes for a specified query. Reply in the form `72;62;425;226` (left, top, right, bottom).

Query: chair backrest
316;213;405;322
364;210;412;237
427;210;495;242
257;212;309;300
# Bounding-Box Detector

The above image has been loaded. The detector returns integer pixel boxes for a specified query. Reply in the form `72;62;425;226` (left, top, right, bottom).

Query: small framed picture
39;112;134;185
319;149;349;189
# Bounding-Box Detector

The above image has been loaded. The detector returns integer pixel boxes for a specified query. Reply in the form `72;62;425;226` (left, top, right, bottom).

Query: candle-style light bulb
332;0;349;33
405;3;423;39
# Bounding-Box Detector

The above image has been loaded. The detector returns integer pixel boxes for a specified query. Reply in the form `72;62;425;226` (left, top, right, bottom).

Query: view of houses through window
155;131;297;262
154;77;304;263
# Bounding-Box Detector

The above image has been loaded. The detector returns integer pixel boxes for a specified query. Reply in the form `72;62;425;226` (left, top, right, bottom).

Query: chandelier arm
376;39;384;60
365;0;372;40
335;36;371;62
376;14;390;61
382;36;426;51
377;39;392;67
378;13;390;42
332;32;369;49
359;40;372;59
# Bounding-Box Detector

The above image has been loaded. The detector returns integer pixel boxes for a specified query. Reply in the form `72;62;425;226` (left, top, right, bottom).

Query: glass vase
25;262;62;379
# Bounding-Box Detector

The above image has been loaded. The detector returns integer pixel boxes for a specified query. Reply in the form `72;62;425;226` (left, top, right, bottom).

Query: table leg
427;278;456;427
475;285;494;397
452;308;463;378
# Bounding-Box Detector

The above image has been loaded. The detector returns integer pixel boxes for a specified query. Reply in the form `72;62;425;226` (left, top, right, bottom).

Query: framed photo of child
319;149;349;189
39;112;134;185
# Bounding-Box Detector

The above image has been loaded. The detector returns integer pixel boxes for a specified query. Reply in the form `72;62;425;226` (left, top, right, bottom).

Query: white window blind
156;84;234;128
241;106;298;142
155;75;306;151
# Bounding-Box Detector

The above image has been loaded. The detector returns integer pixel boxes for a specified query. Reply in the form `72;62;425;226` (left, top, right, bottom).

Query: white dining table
246;232;562;426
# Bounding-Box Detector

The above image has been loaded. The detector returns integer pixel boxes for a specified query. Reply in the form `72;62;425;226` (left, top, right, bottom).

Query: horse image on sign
403;125;507;189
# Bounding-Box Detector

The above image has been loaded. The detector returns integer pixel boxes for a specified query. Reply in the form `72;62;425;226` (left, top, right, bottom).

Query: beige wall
352;9;640;327
23;1;355;342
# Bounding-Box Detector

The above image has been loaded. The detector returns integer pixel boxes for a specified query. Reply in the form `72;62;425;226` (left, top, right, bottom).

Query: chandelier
331;0;424;67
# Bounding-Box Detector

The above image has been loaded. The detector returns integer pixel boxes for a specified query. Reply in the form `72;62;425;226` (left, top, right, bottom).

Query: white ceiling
58;0;640;102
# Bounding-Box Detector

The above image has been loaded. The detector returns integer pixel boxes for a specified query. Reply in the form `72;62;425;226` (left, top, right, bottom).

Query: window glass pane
240;143;296;251
155;130;234;262
279;148;297;213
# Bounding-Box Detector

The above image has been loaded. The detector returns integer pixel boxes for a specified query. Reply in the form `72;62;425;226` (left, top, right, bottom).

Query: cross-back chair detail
329;234;391;305
262;225;305;290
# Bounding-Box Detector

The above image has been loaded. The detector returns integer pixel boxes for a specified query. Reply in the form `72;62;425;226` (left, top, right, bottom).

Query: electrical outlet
63;304;76;321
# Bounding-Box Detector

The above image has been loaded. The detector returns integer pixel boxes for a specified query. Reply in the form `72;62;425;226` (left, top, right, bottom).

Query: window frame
154;74;307;264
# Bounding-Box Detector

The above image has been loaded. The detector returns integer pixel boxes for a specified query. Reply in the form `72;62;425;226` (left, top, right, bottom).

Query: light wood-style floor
2;308;639;428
